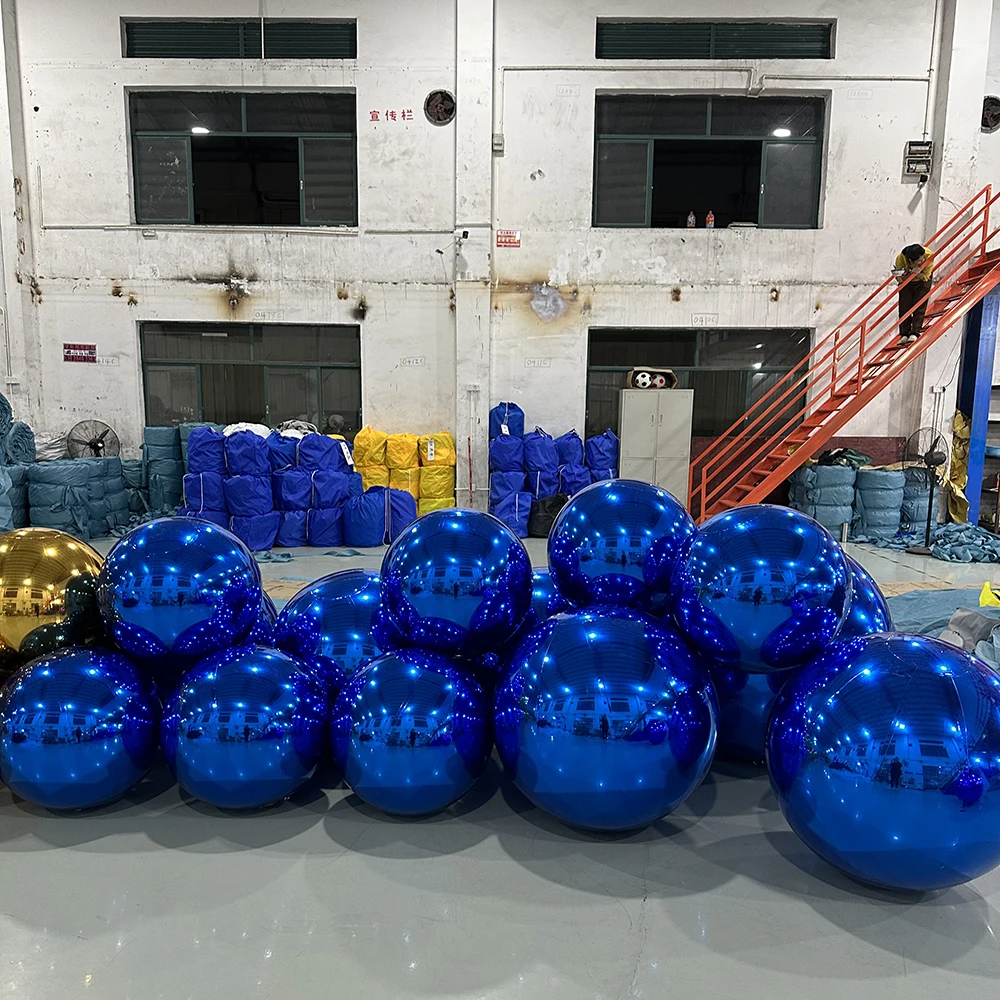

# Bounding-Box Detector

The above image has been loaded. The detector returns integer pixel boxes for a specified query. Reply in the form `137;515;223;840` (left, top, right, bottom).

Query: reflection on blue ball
495;607;717;831
248;593;278;645
380;509;532;658
97;518;262;683
672;505;851;675
0;647;159;809
548;479;696;615
840;557;893;639
531;570;571;623
161;645;327;809
331;648;491;816
273;569;385;688
710;667;795;763
768;634;1000;891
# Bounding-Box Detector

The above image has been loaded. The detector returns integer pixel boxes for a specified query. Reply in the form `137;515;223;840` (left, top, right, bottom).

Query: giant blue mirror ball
97;517;263;683
767;634;1000;891
495;606;718;831
531;570;571;623
710;666;797;763
273;569;385;692
380;509;533;658
247;593;278;646
161;645;328;810
671;505;851;675
840;556;893;639
0;646;160;810
330;648;492;816
547;479;696;615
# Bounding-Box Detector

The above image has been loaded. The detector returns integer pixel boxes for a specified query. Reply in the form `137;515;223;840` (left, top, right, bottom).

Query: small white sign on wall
691;313;720;327
399;356;426;367
524;358;552;369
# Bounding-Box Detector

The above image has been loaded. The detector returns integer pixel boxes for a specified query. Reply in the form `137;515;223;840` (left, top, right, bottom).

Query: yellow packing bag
420;466;455;499
386;433;419;469
390;467;420;500
358;464;389;490
419;496;455;515
353;426;387;467
418;431;457;467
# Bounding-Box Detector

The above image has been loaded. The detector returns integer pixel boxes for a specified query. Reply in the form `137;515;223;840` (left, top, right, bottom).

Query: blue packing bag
272;469;311;511
186;427;227;475
559;464;591;497
523;428;559;474
310;469;350;509
183;472;226;512
176;508;229;529
266;431;299;472
344;487;417;547
348;472;364;497
225;431;270;476
527;469;559;500
585;429;619;478
489;402;525;440
307;508;345;547
489;471;526;509
489;435;525;473
230;512;280;551
223;475;273;516
555;430;584;467
493;491;531;538
299;433;352;472
276;510;308;547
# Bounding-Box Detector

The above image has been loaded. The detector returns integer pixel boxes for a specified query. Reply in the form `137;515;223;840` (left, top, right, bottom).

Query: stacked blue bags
586;429;619;482
523;428;559;500
179;426;228;525
556;430;589;498
488;402;528;535
225;430;278;551
8;464;28;528
27;458;129;539
144;427;184;511
344;486;416;547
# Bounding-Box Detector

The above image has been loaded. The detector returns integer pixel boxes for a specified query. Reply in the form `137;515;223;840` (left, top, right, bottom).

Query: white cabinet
618;389;694;505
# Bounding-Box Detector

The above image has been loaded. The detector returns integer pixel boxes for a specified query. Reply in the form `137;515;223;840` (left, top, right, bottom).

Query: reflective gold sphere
0;528;104;672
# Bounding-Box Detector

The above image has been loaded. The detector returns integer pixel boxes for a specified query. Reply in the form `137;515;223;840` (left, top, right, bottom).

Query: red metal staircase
689;185;1000;523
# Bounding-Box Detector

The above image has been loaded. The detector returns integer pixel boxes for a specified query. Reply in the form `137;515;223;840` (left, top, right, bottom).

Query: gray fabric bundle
852;469;904;540
4;421;35;465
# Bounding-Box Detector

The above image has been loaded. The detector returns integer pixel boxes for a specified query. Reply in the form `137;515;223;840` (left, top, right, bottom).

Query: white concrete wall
0;0;994;496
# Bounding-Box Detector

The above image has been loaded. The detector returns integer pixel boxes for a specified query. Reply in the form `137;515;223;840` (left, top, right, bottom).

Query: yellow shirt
894;250;934;283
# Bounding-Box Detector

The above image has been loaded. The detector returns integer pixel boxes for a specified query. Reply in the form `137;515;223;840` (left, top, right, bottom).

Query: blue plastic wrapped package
493;491;531;538
266;431;300;472
29;460;92;537
0;391;12;445
276;510;308;547
225;430;270;476
489;471;526;509
344;487;417;547
223;475;273;517
348;472;364;497
555;430;584;467
489;435;525;473
5;421;35;465
299;434;352;472
144;426;181;462
585;429;619;478
489;402;525;440
183;472;226;512
558;464;591;497
527;469;559;500
523;428;559;475
307;508;345;547
0;466;12;533
187;427;227;475
310;469;350;509
230;512;280;551
176;508;229;529
272;469;311;511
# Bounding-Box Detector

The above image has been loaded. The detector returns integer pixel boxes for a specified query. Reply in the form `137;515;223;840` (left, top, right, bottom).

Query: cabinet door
619;390;659;480
654;391;694;504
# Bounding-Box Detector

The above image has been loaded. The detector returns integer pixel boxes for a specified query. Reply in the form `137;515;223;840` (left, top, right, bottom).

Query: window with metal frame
140;323;362;436
593;95;824;229
596;20;832;60
130;92;357;227
123;19;357;60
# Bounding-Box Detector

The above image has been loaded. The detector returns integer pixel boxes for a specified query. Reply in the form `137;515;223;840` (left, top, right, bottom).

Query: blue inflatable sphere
495;607;717;831
531;570;571;623
97;517;262;681
331;648;491;816
161;645;327;810
548;479;696;615
840;557;893;639
248;593;278;645
273;569;386;686
0;647;159;809
672;505;851;675
768;634;1000;891
380;509;533;658
710;666;796;763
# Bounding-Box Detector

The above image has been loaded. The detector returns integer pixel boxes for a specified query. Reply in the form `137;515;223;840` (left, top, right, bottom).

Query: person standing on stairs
894;243;934;343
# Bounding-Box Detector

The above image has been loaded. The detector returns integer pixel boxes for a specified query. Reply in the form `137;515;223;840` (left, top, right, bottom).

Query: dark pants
898;279;932;337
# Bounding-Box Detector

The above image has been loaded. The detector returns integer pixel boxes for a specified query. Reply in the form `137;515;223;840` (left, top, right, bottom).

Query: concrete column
453;0;494;510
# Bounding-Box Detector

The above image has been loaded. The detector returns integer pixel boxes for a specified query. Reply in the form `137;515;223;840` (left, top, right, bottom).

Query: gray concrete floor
17;535;997;999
